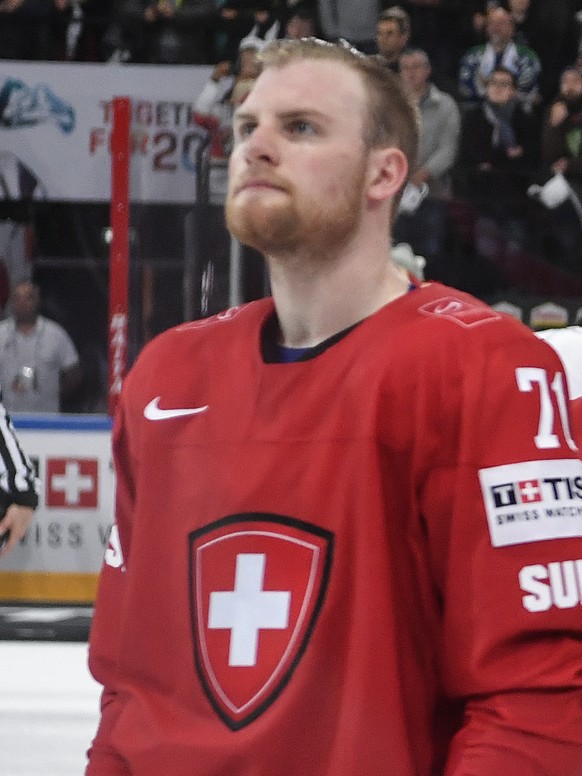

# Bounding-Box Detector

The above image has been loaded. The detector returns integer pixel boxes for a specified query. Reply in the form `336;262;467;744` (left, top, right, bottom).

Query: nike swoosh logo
143;396;209;421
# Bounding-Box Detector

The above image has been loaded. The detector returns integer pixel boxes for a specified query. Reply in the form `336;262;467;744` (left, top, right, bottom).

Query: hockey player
86;38;582;775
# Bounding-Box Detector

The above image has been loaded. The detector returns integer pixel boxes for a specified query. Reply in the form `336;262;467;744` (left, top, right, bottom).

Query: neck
266;234;409;348
16;318;37;334
491;40;509;53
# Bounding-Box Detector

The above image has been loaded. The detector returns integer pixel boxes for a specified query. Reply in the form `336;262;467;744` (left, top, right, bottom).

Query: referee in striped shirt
0;398;38;555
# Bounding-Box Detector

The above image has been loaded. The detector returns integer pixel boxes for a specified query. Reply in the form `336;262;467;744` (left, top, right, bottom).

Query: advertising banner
0;415;114;603
0;61;213;203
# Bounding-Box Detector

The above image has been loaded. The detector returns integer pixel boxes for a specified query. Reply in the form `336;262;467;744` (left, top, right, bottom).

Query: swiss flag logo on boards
46;458;98;508
419;296;501;327
189;514;334;729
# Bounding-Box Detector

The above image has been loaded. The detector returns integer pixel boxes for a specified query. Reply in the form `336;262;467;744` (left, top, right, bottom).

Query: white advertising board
0;414;113;602
0;61;213;203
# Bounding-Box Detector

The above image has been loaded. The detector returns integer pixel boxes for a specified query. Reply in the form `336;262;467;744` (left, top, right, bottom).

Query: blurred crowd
1;2;579;80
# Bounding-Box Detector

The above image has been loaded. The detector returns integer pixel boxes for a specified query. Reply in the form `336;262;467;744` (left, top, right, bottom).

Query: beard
225;161;368;259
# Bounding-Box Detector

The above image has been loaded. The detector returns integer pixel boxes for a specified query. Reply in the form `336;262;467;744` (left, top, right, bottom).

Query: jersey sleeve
420;330;582;774
85;387;135;775
572;397;582;447
0;398;38;508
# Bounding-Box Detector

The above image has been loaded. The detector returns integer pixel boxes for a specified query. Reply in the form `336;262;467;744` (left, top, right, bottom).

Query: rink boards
0;414;113;603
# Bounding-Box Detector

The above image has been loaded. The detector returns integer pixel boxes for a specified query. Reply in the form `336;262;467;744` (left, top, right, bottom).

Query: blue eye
234;121;256;141
287;120;315;136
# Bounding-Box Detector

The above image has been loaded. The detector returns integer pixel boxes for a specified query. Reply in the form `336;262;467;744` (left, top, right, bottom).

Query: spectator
453;1;507;70
505;0;575;101
459;66;539;287
0;281;81;413
399;0;466;91
458;6;541;111
393;48;460;281
542;66;582;182
0;218;33;314
48;0;76;59
318;0;381;53
119;0;215;65
213;1;281;64
57;0;116;61
247;1;281;40
459;0;498;49
539;65;582;272
506;0;538;45
374;5;411;72
195;35;264;158
285;6;316;39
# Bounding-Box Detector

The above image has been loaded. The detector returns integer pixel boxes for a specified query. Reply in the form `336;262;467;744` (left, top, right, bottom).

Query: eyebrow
233;108;331;125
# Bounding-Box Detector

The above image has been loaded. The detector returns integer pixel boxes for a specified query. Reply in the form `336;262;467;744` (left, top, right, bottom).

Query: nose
243;121;280;166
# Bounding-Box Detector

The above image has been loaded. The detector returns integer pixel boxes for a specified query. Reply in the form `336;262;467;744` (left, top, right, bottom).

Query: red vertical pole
108;97;131;417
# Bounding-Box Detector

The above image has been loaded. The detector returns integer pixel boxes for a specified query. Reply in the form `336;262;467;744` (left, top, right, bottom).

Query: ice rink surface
0;640;101;775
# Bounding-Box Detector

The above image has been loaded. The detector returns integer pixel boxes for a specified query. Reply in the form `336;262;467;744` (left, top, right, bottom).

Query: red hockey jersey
572;397;582;448
87;283;582;775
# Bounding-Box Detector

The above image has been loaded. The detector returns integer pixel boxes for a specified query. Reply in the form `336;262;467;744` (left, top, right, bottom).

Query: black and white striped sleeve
0;400;39;509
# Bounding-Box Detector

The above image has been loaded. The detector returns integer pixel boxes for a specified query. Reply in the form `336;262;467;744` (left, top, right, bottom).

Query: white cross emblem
51;461;94;505
208;553;291;667
520;480;541;502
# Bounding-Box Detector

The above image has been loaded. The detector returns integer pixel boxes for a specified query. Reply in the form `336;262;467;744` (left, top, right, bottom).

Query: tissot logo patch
491;479;542;508
189;513;333;730
479;458;582;547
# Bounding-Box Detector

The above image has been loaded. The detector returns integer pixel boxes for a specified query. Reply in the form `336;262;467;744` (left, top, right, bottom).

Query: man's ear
366;146;408;203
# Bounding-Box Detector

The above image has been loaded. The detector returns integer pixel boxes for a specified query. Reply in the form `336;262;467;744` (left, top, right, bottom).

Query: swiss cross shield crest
188;513;334;730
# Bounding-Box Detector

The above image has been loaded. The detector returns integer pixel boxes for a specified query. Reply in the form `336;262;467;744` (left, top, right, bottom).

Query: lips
237;178;286;194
